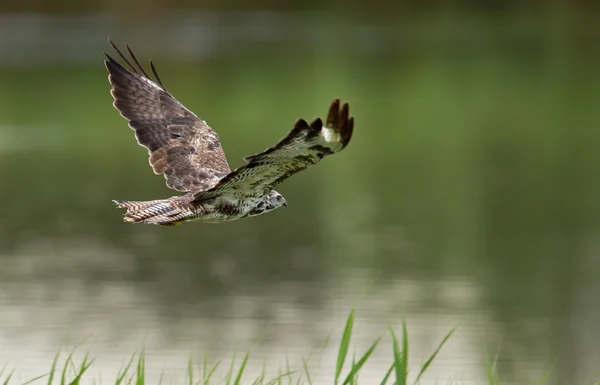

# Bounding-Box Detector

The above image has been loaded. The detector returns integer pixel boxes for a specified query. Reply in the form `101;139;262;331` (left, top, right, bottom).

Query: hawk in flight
105;39;354;226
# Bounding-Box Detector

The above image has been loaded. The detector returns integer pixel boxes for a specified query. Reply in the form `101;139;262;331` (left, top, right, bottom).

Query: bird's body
105;39;354;226
115;191;279;225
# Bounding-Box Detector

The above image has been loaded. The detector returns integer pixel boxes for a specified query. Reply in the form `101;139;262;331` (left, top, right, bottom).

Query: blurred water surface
1;10;600;385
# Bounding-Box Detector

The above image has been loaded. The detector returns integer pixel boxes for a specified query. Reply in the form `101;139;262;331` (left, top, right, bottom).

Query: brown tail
113;199;193;226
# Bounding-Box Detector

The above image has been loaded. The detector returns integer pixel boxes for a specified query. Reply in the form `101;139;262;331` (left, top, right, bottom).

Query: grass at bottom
0;309;561;385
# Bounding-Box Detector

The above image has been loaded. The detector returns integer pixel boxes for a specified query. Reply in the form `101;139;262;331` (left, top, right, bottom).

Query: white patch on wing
320;126;340;143
318;125;344;152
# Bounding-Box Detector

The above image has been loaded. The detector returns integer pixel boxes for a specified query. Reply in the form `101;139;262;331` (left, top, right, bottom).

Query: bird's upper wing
192;98;353;202
105;39;231;193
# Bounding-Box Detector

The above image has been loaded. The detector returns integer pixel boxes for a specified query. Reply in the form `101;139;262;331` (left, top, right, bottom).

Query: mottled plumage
106;39;354;226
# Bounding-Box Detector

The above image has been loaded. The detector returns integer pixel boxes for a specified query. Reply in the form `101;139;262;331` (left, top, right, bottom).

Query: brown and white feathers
105;39;230;193
105;39;354;225
191;99;353;203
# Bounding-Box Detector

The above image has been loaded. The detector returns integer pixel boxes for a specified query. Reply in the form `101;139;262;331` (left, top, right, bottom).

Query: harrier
105;40;354;226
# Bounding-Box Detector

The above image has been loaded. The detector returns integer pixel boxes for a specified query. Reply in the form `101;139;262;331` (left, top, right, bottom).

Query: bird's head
265;190;288;210
247;190;287;218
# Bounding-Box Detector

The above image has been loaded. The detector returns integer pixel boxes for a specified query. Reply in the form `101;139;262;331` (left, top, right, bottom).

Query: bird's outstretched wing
192;98;353;202
105;39;231;193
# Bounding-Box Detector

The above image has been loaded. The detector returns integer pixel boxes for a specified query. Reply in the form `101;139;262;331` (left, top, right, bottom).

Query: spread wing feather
105;39;231;193
192;98;353;203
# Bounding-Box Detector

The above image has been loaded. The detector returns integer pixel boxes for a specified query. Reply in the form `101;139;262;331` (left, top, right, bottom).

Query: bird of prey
105;40;354;226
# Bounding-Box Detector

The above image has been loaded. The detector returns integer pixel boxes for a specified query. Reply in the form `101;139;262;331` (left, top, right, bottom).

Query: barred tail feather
113;199;192;226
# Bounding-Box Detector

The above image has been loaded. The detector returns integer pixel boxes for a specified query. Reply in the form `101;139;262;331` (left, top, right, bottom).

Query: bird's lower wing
192;98;354;202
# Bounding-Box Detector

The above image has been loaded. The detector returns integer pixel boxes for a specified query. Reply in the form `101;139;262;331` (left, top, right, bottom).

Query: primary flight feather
105;39;354;226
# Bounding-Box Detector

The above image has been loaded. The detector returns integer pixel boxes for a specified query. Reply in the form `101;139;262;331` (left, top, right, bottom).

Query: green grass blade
485;354;494;385
69;352;93;385
232;352;249;385
277;367;282;385
202;356;207;385
225;348;237;385
203;361;220;385
67;353;95;385
135;348;145;385
492;349;499;380
335;309;355;385
115;353;136;385
60;349;76;385
341;337;380;385
401;318;409;376
284;350;292;385
68;359;78;378
536;359;556;385
414;327;455;385
187;355;193;385
2;369;14;385
47;349;61;385
23;373;49;385
252;360;266;385
322;332;332;352
318;331;333;366
485;348;500;385
389;325;406;385
260;358;267;385
265;371;296;385
79;352;91;372
379;363;395;385
301;355;312;385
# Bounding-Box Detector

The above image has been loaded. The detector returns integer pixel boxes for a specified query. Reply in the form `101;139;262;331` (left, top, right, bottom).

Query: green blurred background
0;0;599;384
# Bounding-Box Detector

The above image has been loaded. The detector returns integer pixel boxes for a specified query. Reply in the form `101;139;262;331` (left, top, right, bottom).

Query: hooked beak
283;200;288;208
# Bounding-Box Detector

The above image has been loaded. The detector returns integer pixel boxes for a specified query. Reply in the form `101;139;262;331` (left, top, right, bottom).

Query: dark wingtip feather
107;38;137;74
340;101;349;123
323;98;353;149
125;43;152;79
309;117;323;131
104;52;124;73
343;115;354;147
326;98;341;128
294;118;310;129
106;38;169;94
149;59;169;93
340;101;353;148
